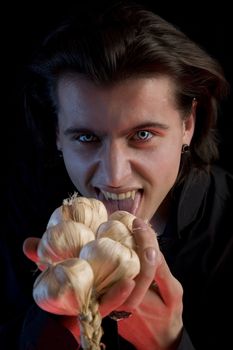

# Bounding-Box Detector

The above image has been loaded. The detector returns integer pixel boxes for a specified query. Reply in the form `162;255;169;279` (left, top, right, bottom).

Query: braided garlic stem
79;295;104;350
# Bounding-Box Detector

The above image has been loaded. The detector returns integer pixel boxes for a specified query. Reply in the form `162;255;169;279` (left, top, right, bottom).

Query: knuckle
171;279;183;306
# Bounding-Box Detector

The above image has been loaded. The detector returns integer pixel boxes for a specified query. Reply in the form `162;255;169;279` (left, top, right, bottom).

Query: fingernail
145;247;157;265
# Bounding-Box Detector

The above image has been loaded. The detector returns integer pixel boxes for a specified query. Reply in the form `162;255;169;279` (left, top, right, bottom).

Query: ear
182;99;197;145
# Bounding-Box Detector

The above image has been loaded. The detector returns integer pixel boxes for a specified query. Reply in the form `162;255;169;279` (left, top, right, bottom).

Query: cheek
147;142;181;180
62;151;91;191
160;131;183;176
160;145;181;178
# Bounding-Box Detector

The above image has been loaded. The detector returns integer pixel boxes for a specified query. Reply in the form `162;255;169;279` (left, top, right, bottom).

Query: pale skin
24;74;196;349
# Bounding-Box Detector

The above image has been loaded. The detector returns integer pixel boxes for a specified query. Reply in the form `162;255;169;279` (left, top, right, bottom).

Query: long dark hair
24;1;229;180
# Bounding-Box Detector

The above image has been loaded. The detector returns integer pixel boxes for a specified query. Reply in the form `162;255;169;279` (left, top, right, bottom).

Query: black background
2;4;232;349
5;0;233;175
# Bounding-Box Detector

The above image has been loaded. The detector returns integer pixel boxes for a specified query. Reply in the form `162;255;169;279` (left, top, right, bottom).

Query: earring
57;149;63;158
181;144;190;154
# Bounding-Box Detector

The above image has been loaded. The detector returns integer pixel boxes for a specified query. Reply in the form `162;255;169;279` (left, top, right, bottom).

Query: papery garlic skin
38;220;95;264
33;258;94;315
109;210;136;230
97;220;136;250
79;237;140;295
46;206;63;228
46;194;108;234
62;195;108;234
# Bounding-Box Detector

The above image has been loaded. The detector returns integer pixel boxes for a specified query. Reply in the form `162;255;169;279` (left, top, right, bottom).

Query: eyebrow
64;127;94;136
63;121;169;136
127;122;169;132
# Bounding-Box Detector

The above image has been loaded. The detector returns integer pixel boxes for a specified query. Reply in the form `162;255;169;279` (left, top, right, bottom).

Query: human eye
132;130;153;141
75;133;99;143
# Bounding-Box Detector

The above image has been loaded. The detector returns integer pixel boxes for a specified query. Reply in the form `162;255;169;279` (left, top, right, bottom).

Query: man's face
56;74;195;222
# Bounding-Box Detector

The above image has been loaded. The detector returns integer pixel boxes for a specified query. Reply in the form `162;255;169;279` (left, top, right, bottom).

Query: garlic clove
79;237;140;295
33;258;94;315
37;220;95;265
97;220;136;250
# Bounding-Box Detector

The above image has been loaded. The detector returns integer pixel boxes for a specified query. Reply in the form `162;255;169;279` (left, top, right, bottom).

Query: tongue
102;192;141;216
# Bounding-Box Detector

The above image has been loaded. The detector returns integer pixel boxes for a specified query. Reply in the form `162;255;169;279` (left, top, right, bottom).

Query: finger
22;237;44;267
99;278;135;317
154;253;183;307
121;218;161;310
23;237;47;271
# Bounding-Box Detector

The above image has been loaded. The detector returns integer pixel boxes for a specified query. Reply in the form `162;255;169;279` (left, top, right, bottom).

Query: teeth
101;190;136;200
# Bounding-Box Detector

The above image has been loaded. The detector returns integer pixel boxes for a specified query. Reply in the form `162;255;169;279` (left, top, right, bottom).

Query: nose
97;140;132;187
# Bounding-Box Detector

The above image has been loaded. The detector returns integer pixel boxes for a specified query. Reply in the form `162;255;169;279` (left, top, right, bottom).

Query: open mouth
96;189;142;216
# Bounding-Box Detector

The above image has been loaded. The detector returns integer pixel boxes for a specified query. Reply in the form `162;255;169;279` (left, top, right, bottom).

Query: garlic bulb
79;237;140;295
97;219;136;249
46;206;63;228
33;258;103;349
33;258;94;315
62;194;108;233
37;220;95;265
109;210;136;230
46;193;108;233
30;198;141;350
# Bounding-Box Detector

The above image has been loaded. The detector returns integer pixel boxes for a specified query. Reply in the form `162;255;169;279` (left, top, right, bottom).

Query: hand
23;237;46;270
99;218;183;350
23;237;40;264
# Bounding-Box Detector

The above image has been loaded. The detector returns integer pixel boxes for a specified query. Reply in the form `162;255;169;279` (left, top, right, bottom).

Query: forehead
56;74;182;134
56;73;177;109
57;73;175;98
